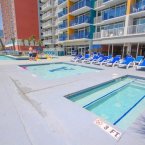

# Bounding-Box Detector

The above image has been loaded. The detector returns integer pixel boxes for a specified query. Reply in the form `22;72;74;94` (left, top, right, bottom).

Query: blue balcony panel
69;32;91;40
131;0;145;13
58;0;66;5
70;0;94;16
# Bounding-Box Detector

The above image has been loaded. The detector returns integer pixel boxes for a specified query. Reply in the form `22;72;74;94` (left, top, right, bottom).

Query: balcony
58;9;68;20
41;1;53;12
58;0;66;5
93;27;125;39
127;24;145;35
95;0;125;10
43;31;53;37
59;34;68;41
43;40;53;45
70;16;92;29
58;22;68;30
58;0;67;8
69;32;91;40
70;0;93;16
95;7;126;25
42;12;53;20
42;21;53;29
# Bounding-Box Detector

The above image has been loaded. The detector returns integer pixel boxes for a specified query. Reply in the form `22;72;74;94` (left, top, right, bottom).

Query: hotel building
40;0;58;48
93;0;145;57
0;0;40;51
41;0;145;57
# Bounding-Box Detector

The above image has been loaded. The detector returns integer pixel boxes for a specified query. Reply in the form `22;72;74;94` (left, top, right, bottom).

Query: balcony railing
70;16;91;26
59;34;68;41
131;1;145;13
70;32;90;40
58;22;68;29
95;0;110;8
41;1;52;11
127;24;145;35
58;0;66;5
42;21;53;28
43;40;53;45
70;0;93;12
42;12;53;20
58;9;68;18
95;7;126;23
94;27;124;39
43;31;52;37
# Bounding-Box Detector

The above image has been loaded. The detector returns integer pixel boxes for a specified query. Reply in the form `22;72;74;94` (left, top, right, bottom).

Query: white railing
42;1;52;11
43;31;52;37
95;0;103;8
127;24;145;35
94;16;102;24
42;12;53;20
42;21;52;28
94;27;124;39
43;40;53;45
93;32;101;39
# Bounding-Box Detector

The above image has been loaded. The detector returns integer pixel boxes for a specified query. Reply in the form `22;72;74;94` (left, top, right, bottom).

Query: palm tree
31;35;36;46
21;39;25;46
11;37;16;51
37;39;43;46
0;38;5;50
27;38;32;46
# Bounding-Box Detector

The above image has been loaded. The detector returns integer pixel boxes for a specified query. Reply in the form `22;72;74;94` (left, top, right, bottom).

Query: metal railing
70;0;92;12
94;27;124;39
41;1;52;11
70;16;91;26
127;24;145;35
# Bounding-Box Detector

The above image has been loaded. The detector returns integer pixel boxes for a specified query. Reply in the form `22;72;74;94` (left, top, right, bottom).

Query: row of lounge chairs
71;54;145;69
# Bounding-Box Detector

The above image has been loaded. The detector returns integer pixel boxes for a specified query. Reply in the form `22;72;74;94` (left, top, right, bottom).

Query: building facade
0;0;40;51
93;0;145;57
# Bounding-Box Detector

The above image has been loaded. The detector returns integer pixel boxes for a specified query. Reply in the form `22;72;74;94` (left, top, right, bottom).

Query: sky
0;7;2;30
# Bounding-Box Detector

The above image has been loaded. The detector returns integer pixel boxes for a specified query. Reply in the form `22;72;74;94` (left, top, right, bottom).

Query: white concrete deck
0;57;145;145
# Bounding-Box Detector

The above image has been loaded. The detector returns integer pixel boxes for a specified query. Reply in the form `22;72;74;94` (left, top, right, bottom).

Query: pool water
68;77;145;130
0;56;13;60
23;63;100;80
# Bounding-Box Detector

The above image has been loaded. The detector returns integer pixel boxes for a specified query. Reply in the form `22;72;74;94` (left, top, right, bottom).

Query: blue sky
0;8;2;29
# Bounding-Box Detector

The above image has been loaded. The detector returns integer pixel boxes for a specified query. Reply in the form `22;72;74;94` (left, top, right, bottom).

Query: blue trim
113;95;145;125
83;81;133;108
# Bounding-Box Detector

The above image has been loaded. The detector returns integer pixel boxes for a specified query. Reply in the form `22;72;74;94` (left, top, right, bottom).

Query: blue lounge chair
78;54;90;63
91;54;104;64
94;56;109;65
134;56;144;64
106;55;121;67
71;54;83;62
85;55;100;64
118;57;135;69
136;59;145;70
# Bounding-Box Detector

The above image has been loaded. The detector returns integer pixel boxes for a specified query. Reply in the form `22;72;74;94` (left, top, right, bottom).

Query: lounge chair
91;54;104;64
78;54;90;63
71;54;83;62
134;56;144;65
94;56;109;65
106;56;121;67
100;55;113;65
136;59;145;70
85;55;99;64
118;57;135;69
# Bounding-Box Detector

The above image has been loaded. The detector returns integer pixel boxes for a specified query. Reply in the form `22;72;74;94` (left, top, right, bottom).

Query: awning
90;44;102;49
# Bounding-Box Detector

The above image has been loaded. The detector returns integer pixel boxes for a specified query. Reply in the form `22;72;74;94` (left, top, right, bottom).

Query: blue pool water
23;63;100;80
0;56;13;60
68;77;145;130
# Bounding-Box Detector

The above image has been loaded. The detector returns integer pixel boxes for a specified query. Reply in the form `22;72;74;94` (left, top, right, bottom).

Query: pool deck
0;56;145;145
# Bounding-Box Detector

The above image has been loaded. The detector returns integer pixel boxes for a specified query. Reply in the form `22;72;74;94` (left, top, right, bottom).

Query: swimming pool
0;55;14;60
68;76;145;131
22;63;100;80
